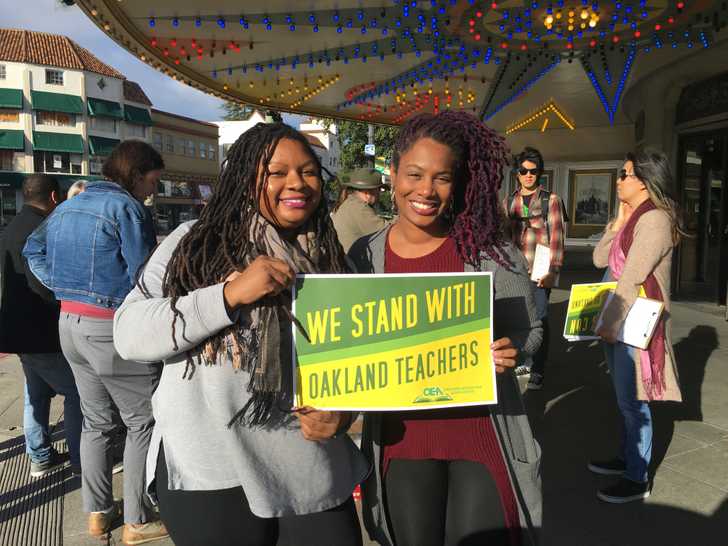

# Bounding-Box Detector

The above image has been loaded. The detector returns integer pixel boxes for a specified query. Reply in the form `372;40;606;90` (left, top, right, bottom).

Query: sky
3;0;229;122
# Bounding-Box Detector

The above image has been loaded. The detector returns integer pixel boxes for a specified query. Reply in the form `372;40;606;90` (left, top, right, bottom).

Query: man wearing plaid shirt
504;147;566;391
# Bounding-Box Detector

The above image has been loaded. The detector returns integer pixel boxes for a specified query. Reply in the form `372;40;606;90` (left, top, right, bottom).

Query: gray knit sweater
113;221;370;517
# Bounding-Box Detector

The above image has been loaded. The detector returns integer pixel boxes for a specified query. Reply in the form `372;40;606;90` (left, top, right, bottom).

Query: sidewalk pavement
0;271;726;545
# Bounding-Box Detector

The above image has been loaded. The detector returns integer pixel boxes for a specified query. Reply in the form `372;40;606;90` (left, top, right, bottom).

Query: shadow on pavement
520;272;723;546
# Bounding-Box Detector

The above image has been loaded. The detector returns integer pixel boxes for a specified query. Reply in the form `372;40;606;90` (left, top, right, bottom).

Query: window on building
1;187;17;228
176;137;186;155
89;116;117;133
35;110;75;127
89;156;104;175
164;134;174;153
0;65;6;80
45;69;64;86
34;151;70;173
0;110;20;123
199;143;206;159
126;123;146;138
70;154;82;174
208;144;216;161
0;150;23;172
186;139;195;158
153;133;163;152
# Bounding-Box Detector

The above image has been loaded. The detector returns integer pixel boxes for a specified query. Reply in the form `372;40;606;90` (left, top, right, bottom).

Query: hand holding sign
223;256;295;308
491;337;517;372
295;407;352;441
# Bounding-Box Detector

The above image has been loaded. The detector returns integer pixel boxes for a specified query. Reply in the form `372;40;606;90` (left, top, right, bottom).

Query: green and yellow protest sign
292;273;495;411
563;281;646;341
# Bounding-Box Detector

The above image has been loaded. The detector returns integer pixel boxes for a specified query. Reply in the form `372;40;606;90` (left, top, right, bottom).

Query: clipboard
595;293;664;349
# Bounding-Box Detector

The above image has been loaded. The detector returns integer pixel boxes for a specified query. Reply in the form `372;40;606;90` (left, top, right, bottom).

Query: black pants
384;459;511;546
155;445;363;546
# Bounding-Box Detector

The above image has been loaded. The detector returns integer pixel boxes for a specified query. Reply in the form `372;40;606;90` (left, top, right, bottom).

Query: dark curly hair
392;110;510;267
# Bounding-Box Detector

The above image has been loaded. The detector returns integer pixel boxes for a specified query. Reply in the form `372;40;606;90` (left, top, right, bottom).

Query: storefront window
158;179;193;198
155;203;201;236
153;133;163;151
0;187;17;228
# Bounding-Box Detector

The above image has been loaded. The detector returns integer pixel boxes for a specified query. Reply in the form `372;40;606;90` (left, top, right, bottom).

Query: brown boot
121;520;169;545
88;503;122;538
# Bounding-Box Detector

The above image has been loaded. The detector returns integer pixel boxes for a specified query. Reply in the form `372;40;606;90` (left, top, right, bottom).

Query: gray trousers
59;313;161;524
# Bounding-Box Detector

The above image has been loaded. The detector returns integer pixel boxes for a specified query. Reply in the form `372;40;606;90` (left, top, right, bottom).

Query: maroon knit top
384;233;520;545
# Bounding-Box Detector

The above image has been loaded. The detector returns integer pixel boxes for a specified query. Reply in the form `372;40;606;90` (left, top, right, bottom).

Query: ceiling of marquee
74;0;726;126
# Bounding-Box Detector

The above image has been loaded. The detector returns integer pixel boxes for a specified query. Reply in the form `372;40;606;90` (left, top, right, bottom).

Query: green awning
0;89;23;109
87;97;123;119
124;105;153;125
0;130;24;150
88;136;120;156
32;131;84;153
31;90;84;114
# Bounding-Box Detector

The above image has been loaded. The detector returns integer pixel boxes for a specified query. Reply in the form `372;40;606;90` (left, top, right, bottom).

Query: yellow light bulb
581;9;589;19
545;15;554;25
589;18;597;28
556;12;562;19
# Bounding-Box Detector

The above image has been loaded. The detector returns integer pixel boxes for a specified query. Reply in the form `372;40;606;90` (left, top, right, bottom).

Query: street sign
364;144;376;156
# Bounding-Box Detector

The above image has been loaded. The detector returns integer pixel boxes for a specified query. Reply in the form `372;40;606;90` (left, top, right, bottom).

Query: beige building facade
150;109;219;235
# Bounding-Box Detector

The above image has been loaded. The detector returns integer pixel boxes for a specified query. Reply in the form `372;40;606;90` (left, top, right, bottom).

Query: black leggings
155;445;362;546
385;459;511;546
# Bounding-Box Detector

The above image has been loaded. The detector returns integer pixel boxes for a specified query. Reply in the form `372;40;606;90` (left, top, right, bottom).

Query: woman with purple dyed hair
349;111;543;546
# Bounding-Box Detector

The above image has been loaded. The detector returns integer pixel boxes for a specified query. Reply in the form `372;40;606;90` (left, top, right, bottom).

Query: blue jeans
604;342;652;483
530;285;551;376
20;352;83;467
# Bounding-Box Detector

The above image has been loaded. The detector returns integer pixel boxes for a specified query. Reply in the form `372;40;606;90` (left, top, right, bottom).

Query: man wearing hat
331;167;388;252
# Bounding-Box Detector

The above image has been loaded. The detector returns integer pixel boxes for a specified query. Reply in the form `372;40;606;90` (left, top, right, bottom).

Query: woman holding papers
350;111;543;546
113;123;368;546
593;147;684;504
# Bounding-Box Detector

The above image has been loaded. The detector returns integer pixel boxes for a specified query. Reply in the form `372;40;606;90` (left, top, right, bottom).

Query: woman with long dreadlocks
349;111;543;546
113;123;369;546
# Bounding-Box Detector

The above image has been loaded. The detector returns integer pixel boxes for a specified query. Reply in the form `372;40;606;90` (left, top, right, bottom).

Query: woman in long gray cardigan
114;123;369;546
348;111;543;546
592;148;683;504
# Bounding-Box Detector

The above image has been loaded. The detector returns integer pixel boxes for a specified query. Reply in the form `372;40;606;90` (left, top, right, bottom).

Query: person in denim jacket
23;141;169;545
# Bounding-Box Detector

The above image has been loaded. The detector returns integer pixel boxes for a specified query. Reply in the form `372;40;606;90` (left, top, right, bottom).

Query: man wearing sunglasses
504;147;567;391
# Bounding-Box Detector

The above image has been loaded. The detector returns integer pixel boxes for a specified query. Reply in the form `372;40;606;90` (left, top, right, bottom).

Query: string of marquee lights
483;54;562;120
340;42;497;108
582;45;636;123
289;74;342;108
505;99;575;134
78;0;727;127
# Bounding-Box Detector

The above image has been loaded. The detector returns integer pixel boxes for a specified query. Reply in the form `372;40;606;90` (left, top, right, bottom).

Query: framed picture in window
567;169;617;238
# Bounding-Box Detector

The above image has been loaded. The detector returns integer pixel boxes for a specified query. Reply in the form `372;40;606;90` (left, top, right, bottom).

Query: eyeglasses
518;167;540;176
619;169;637;181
